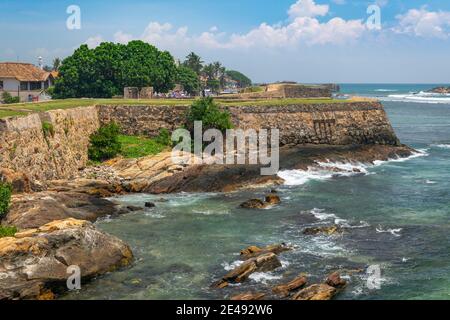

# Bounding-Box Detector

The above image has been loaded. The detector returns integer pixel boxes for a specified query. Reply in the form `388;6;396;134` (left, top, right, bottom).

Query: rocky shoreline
428;86;450;94
0;143;415;300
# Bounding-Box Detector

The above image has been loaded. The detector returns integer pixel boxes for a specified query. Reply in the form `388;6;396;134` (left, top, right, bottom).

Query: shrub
1;92;20;104
0;226;17;238
154;128;172;147
42;121;55;138
88;122;121;162
0;182;12;218
186;97;233;133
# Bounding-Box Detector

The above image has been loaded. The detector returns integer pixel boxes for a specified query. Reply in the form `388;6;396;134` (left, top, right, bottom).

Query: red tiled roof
0;62;52;82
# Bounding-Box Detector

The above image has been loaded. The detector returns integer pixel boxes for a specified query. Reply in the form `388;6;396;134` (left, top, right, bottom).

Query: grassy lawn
0;97;367;119
0;110;29;118
118;135;168;158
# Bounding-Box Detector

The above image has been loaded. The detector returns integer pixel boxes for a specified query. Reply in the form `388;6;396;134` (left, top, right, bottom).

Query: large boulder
292;284;337;300
0;218;133;300
214;253;282;288
326;272;347;288
3;191;126;229
265;194;281;205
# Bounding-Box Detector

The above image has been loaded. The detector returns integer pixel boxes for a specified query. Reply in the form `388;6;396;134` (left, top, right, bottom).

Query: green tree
54;41;177;98
183;52;204;75
176;66;200;95
186;97;233;133
225;70;252;88
207;79;221;93
88;122;122;162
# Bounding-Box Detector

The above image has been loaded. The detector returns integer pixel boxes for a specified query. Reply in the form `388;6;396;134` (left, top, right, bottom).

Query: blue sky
1;0;450;83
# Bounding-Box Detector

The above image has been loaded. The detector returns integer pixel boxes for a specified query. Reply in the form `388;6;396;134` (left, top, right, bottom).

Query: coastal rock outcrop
240;243;292;259
303;225;343;236
0;219;133;300
326;272;347;288
230;292;266;301
3;191;126;229
428;86;450;94
291;284;337;301
214;253;282;288
272;275;308;298
240;193;282;209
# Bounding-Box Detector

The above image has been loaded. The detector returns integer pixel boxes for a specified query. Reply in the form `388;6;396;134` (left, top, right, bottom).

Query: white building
0;62;57;102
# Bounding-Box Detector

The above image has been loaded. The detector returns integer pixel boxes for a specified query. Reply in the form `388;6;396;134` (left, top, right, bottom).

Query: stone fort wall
0;101;399;182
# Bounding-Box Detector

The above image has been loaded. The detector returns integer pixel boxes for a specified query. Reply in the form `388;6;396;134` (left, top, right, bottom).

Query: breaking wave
380;91;450;104
278;161;368;186
278;150;428;187
376;226;402;237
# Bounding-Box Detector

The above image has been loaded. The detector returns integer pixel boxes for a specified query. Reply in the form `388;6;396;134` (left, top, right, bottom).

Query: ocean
65;84;450;300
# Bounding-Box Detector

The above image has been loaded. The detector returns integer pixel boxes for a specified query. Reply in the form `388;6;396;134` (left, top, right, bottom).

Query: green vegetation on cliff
186;97;233;132
0;182;12;218
0;226;17;238
118;134;168;158
88;122;122;162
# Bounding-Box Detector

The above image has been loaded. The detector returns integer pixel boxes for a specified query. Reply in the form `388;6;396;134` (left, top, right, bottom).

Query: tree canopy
54;40;177;98
183;52;204;75
226;70;252;88
176;66;201;95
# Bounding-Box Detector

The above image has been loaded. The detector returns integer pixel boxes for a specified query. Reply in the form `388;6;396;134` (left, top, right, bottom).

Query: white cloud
114;31;134;44
84;0;367;52
85;35;104;48
394;7;450;39
288;0;329;18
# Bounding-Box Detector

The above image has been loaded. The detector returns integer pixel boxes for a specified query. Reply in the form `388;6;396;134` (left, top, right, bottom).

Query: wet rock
126;205;142;212
240;243;292;259
303;225;343;236
231;292;266;301
326;272;347;288
265;194;281;205
0;218;133;300
292;284;337;300
214;253;282;288
3;191;125;229
240;199;267;209
145;202;156;208
272;275;308;298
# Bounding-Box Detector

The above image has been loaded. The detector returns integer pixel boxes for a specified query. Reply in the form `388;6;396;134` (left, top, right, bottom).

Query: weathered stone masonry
98;102;399;146
0;101;399;182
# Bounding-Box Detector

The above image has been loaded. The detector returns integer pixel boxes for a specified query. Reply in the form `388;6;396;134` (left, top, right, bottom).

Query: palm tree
52;58;61;71
183;52;203;75
202;64;216;81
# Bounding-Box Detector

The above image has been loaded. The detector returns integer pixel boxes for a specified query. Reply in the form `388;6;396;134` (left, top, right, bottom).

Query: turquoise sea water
65;84;450;300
